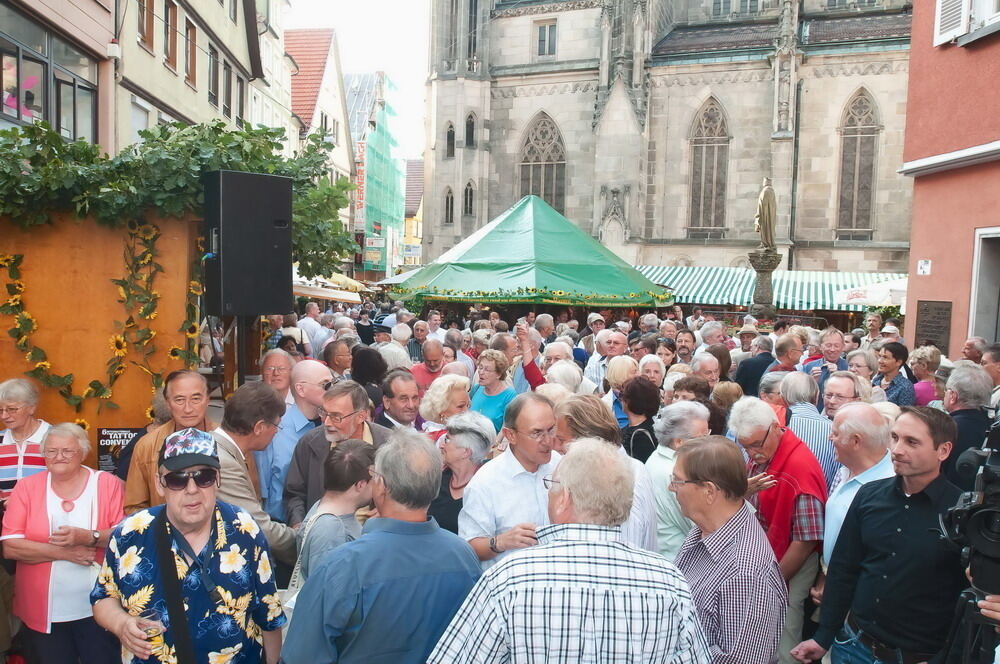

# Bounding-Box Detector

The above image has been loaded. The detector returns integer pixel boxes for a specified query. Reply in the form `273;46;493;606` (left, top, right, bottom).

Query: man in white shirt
297;302;330;356
584;330;628;392
459;393;561;569
427;309;448;342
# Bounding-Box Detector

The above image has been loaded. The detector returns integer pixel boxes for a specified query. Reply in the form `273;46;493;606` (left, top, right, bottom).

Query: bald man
254;359;332;522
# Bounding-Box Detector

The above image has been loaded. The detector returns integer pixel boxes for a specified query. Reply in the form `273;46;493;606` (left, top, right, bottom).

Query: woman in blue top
470;349;517;432
872;341;916;407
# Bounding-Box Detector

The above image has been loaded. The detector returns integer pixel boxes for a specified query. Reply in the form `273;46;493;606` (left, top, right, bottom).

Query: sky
286;0;430;159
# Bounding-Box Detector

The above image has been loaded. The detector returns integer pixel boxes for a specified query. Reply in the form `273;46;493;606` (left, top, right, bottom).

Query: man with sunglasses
729;397;827;664
93;428;285;664
254;359;330;523
283;381;392;527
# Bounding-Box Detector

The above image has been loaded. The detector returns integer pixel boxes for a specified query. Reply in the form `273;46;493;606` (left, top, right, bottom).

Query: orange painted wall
0;212;198;464
904;0;1000;161
905;160;1000;357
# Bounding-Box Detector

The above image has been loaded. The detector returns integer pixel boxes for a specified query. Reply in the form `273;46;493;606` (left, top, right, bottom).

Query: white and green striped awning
635;266;906;312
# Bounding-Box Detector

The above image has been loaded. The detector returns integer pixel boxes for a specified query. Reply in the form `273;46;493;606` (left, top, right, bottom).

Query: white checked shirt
458;447;561;569
428;523;710;664
674;502;787;664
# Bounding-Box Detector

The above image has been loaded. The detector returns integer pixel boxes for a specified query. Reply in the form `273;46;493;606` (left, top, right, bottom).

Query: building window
184;21;197;85
519;112;566;214
688;97;730;238
446;123;455;158
463;182;474;216
137;0;154;48
130;96;150;144
0;7;97;142
836;89;879;241
236;77;245;127
445;0;459;70
208;46;219;106
465;114;475;148
222;62;232;117
536;22;557;56
230;0;238;23
740;0;759;11
444;188;455;225
713;0;731;16
163;1;177;68
320;111;329;134
467;0;479;59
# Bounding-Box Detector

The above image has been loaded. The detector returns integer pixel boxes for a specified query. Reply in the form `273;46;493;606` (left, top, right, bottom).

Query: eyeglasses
667;473;702;489
160;468;219;491
0;406;24;416
43;448;79;459
824;393;857;403
513;426;557;441
542;474;561;490
739;423;774;451
318;407;365;424
263;366;290;375
477;366;496;374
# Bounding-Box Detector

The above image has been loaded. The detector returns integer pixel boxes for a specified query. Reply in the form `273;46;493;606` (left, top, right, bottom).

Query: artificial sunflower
184;323;199;339
74;418;89;431
168;346;184;359
137;225;158;240
126;219;140;232
10;280;24;294
138;253;152;265
141;330;157;345
110;334;128;357
113;363;126;377
117;286;127;300
143;311;158;321
33;361;51;371
0;255;14;267
15;312;35;332
144;406;155;421
99;389;112;400
6;294;21;308
188;281;204;296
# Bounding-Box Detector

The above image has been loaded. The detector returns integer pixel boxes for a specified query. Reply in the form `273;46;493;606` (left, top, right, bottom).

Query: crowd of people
1;299;999;663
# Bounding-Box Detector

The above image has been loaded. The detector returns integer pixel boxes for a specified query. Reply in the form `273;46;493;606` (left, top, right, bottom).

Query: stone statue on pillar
749;177;782;318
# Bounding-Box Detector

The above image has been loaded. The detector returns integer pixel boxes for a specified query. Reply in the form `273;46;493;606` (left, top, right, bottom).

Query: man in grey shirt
295;440;376;580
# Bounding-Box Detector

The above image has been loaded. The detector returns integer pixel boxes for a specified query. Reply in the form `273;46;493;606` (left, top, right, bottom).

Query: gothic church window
463;182;475;216
446;123;455;158
688;98;730;238
465;114;476;148
467;0;479;59
444;188;455;225
519;113;566;214
536;22;557;56
837;89;880;241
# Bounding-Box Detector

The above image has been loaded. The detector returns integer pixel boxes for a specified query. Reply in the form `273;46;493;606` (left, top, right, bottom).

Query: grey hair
261;348;294;367
690;353;719;374
641;313;659;328
662;372;686;392
546;359;583;392
332;316;353;330
947;365;993;409
751;335;773;352
835;402;891;452
391;323;412;342
338;333;361;348
553;437;633;526
543;341;573;360
534;313;554;331
728;397;779;439
444;411;495;465
319;313;336;327
968;337;989;354
594;328;613;345
0;379;39;406
653;401;710;447
700;321;724;338
638;353;665;378
758;371;787;396
374;429;442;509
780;371;819;405
527;327;543;348
555;335;576;348
41;423;91;457
847;349;878;374
418;374;470;422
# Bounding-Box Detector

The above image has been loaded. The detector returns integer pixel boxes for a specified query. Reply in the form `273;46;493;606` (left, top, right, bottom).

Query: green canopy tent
390;196;673;307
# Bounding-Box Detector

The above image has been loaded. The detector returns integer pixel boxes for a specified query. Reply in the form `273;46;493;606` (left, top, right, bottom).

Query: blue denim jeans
831;621;904;664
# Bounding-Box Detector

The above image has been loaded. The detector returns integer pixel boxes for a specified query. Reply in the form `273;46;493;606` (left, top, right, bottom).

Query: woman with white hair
647;401;710;558
639;354;666;389
420;375;472;443
0;378;51;499
2;423;124;662
602;355;639;427
429;411;496;534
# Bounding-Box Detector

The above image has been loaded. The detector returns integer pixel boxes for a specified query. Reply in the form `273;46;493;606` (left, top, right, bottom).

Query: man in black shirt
791;406;966;664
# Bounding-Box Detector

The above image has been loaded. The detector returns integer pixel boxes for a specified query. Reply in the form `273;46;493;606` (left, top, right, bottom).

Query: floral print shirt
91;501;285;664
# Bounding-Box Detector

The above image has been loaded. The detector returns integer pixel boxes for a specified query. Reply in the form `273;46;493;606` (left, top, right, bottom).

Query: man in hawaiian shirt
92;428;285;663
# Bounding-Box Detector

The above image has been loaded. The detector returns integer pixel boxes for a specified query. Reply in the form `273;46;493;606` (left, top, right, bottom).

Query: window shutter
934;0;971;45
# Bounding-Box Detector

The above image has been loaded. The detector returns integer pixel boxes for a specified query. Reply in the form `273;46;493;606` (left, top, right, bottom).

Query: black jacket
945;408;990;490
735;351;775;398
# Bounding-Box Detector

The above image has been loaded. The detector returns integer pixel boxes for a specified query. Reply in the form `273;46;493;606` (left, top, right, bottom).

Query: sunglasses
161;468;219;491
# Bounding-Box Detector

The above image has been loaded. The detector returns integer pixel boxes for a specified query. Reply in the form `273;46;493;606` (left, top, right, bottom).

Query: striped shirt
428;522;710;664
674;502;788;664
787;402;840;490
0;420;49;500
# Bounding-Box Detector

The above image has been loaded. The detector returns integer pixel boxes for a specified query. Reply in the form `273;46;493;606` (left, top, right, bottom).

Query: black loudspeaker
202;170;293;316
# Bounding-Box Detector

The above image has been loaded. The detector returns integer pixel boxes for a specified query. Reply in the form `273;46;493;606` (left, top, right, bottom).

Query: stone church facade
423;0;912;272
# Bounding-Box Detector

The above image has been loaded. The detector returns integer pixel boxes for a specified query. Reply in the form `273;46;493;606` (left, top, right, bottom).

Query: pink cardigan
1;469;125;633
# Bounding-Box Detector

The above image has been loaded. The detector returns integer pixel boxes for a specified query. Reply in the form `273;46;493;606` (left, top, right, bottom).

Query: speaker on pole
202;170;293;316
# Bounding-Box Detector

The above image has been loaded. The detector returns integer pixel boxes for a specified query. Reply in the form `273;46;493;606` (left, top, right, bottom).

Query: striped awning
635;266;906;312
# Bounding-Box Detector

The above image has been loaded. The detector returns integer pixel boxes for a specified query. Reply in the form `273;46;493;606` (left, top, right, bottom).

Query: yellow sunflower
143;311;158;320
138;252;152;265
10;280;24;293
184;323;199;339
110;334;128;357
188;281;204;296
137;225;158;240
140;330;156;345
74;418;89;431
126;219;140;232
113;363;126;377
117;286;127;300
33;361;51;371
6;294;21;308
15;312;35;331
145;406;155;421
168;346;184;359
0;255;14;267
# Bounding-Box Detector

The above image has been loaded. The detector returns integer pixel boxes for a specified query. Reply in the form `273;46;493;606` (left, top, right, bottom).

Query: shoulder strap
153;510;198;664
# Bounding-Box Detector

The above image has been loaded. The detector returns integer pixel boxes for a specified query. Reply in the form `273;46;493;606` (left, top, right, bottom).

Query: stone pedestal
748;249;783;319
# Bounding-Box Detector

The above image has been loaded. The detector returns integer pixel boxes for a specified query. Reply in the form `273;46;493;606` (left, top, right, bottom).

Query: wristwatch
488;536;501;554
91;530;100;545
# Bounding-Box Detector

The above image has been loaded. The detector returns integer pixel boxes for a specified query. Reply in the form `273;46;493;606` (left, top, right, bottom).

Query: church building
423;0;912;272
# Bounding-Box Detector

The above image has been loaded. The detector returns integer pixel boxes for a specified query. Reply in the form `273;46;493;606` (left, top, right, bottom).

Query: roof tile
285;28;336;130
